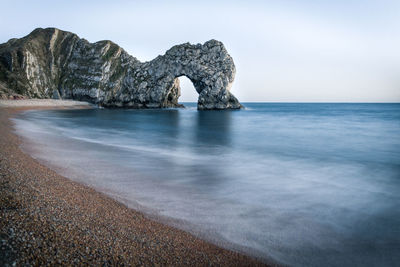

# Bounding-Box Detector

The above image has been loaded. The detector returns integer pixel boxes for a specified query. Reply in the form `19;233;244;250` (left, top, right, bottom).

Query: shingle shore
0;106;273;266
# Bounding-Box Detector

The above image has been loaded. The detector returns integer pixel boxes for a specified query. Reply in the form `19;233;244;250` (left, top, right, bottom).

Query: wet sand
0;104;272;266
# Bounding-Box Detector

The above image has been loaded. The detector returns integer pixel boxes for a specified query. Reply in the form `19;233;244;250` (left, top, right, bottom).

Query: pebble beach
0;101;270;266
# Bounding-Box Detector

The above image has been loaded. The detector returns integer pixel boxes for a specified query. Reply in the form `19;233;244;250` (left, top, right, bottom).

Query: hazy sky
1;0;399;102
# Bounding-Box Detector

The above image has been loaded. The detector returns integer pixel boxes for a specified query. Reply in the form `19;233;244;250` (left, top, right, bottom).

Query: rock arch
141;40;242;109
0;28;242;109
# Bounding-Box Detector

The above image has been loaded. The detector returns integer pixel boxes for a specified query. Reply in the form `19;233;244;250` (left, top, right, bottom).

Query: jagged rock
0;28;242;109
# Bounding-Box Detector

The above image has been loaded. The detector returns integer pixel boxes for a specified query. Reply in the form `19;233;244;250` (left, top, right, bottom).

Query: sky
0;0;399;102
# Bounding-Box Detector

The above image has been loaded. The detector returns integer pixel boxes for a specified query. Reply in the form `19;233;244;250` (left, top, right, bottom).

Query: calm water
13;103;400;266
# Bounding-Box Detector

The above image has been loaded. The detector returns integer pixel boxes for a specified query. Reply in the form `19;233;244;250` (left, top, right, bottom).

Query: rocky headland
0;28;242;109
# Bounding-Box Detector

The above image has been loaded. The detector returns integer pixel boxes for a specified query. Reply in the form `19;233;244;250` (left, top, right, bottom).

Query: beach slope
0;102;268;266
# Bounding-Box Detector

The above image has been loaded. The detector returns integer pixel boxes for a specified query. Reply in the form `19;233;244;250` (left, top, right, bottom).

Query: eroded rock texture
0;28;242;109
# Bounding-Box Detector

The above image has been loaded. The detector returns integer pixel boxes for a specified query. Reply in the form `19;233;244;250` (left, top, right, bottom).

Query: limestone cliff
0;28;242;109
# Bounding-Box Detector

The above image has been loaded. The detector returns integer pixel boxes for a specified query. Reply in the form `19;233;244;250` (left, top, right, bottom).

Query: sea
13;103;400;266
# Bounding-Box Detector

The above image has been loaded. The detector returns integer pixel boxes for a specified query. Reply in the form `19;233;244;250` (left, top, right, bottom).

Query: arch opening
177;75;198;104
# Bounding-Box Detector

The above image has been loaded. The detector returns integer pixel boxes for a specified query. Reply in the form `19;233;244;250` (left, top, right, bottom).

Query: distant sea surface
14;103;400;267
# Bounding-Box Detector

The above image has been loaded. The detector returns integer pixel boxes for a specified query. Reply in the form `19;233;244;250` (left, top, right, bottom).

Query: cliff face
0;28;242;109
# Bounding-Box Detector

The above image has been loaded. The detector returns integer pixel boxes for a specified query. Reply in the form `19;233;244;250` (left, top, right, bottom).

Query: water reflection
134;109;181;147
195;110;233;148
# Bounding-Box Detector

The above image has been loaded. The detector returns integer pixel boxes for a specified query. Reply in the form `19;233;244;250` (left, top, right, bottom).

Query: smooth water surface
13;103;400;266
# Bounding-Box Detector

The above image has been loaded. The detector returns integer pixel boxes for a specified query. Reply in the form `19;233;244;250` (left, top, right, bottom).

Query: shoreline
0;103;272;266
